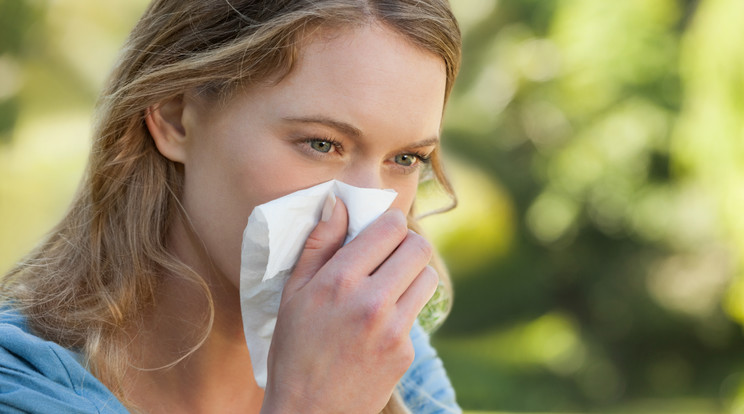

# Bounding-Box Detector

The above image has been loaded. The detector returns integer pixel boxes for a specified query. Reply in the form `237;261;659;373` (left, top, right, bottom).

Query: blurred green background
3;0;744;413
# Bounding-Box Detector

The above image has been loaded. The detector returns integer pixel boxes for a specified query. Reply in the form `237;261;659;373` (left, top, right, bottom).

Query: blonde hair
1;0;461;411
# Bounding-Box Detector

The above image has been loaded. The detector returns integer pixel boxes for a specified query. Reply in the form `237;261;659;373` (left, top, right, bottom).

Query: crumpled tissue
240;179;398;388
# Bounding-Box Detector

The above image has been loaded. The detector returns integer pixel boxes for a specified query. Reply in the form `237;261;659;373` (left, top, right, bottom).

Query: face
173;23;447;288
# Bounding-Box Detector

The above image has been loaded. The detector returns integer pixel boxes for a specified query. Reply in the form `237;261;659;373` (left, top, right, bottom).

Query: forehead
292;22;445;88
260;23;447;137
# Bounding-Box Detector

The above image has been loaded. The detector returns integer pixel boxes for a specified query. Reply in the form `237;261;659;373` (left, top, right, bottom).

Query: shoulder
0;307;128;413
400;320;462;414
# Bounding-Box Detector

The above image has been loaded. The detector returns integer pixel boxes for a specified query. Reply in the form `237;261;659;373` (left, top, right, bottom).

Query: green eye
310;140;334;153
394;154;418;166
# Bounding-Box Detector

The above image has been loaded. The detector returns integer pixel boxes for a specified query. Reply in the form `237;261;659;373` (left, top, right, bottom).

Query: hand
261;198;439;414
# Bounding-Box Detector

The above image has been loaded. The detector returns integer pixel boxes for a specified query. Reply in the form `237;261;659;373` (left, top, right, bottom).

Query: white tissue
240;180;398;388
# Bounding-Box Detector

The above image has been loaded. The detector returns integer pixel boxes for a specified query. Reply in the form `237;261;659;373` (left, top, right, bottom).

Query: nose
337;161;383;189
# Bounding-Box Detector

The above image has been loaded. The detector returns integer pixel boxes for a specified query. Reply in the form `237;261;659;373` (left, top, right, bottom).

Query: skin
139;21;446;413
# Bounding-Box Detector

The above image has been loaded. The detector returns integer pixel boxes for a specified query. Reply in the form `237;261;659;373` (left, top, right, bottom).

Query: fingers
395;265;439;327
330;208;409;276
283;196;348;299
285;202;435;329
370;230;433;299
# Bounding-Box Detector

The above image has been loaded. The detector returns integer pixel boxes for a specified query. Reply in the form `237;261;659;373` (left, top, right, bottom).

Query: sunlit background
2;0;744;413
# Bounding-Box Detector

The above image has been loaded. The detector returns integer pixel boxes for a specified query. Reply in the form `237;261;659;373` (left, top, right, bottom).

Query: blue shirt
0;308;460;413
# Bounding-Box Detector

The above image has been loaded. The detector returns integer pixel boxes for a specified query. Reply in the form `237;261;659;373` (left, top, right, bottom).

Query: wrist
261;383;326;414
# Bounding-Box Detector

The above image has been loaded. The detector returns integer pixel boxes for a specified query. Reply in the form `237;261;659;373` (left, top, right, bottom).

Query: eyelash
303;136;343;155
301;137;432;173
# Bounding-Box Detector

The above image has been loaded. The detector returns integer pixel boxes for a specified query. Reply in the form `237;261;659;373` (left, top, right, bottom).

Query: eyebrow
281;115;441;147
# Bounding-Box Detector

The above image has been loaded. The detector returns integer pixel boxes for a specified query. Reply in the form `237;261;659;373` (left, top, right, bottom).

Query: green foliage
431;0;744;412
0;0;44;140
0;0;43;55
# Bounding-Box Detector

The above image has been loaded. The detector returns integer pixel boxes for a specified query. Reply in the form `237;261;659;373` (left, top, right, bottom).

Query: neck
123;222;263;413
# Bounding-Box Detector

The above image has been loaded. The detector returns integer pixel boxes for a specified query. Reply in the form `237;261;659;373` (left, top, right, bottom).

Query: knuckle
380;210;408;241
303;232;325;252
386;323;408;347
401;340;415;365
378;323;414;369
320;266;352;292
394;338;415;373
407;231;433;262
322;265;344;283
335;272;357;294
360;295;388;325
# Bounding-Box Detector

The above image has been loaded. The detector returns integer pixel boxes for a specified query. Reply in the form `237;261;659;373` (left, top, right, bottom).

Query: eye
394;154;419;167
310;140;334;153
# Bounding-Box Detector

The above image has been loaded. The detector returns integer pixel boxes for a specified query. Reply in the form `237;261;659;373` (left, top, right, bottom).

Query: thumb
283;194;348;300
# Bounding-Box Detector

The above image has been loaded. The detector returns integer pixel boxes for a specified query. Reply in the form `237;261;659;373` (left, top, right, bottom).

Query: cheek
177;143;286;285
248;164;334;204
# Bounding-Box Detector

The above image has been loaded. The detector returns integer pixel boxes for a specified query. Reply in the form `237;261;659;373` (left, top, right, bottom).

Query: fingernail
321;193;336;222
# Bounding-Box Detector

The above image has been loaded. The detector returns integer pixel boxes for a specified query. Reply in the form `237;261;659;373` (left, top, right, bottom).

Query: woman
0;0;461;412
